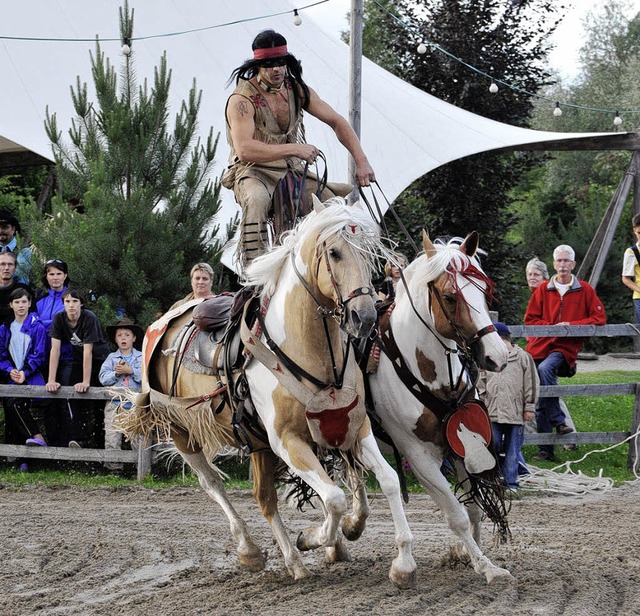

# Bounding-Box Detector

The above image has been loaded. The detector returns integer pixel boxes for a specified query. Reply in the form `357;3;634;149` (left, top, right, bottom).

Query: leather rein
256;241;375;390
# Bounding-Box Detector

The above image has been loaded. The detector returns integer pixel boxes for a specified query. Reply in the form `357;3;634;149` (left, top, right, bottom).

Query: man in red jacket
525;244;606;461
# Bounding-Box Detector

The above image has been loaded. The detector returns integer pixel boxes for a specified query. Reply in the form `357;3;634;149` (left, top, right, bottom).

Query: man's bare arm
305;87;376;186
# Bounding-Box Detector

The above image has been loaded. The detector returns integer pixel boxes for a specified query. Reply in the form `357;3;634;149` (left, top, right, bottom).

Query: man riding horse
222;29;376;268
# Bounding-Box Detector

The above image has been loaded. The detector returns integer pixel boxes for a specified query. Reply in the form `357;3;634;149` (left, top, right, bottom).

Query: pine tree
22;1;228;326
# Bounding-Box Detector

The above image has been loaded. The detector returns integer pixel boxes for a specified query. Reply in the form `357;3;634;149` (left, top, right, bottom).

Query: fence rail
0;385;153;479
510;325;640;469
1;323;640;475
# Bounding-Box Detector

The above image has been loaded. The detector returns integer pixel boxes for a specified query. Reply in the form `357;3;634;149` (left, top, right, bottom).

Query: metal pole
348;0;364;202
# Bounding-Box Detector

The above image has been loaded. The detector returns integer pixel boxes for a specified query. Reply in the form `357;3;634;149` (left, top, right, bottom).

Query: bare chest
263;91;291;133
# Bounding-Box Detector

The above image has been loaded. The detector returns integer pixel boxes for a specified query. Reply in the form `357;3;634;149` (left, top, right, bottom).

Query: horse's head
421;230;507;372
296;196;380;338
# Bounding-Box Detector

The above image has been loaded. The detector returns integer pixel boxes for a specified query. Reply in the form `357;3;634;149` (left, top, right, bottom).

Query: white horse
127;197;416;589
368;230;514;584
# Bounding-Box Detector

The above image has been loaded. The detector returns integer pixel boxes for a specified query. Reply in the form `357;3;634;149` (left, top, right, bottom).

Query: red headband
253;45;288;60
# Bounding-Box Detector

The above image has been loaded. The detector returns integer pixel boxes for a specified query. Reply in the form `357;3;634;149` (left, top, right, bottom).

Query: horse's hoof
325;542;352;564
486;567;515;585
238;549;266;572
288;562;312;581
389;565;417;590
341;515;366;541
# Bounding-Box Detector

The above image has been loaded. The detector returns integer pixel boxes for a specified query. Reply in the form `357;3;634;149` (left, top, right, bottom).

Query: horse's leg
453;458;483;545
274;433;348;554
405;442;514;584
250;449;311;580
357;423;417;590
340;469;370;542
320;497;353;564
172;428;266;572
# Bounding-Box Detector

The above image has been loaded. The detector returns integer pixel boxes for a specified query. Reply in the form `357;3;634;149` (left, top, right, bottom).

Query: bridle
277;238;374;389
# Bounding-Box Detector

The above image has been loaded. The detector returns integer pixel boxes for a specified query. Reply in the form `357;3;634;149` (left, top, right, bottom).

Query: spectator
0;251;32;323
524;257;576;447
477;322;539;492
45;289;110;448
170;262;216;310
621;212;640;323
0;209;31;284
0;288;47;471
99;318;143;472
36;259;70;331
525;257;549;292
377;253;407;302
525;244;606;461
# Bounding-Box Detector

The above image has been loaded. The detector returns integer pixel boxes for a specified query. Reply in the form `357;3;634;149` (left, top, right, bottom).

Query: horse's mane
244;198;385;296
410;238;477;286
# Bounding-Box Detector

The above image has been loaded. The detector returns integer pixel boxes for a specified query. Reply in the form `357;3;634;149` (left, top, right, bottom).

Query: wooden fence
508;323;640;470
0;385;153;480
1;323;639;478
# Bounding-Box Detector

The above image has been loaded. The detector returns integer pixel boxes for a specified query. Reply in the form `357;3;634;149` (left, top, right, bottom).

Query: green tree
514;1;640;337
362;0;563;322
22;2;229;327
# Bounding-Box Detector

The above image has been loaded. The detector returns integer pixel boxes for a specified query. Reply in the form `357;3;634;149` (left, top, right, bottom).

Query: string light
417;42;427;54
553;102;563;117
121;37;131;56
371;0;640;120
293;9;302;26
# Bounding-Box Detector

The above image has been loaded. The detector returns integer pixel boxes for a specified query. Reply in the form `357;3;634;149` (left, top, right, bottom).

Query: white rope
519;424;640;495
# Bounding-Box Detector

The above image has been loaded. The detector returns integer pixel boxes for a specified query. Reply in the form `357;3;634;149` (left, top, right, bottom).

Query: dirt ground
1;481;640;616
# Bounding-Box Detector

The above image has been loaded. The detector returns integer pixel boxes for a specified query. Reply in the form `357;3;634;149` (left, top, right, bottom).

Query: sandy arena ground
1;480;640;616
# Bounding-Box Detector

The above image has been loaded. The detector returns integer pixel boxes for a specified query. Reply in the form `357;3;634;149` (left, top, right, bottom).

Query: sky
304;0;640;81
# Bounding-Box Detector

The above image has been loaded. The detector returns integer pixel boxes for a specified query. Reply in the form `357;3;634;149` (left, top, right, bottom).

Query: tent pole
348;0;363;203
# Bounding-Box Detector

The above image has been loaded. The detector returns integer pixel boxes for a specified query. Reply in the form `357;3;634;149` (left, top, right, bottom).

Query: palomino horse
126;198;416;588
367;231;513;584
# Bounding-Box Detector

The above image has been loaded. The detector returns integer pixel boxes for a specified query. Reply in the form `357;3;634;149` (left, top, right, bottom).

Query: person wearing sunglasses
223;29;376;267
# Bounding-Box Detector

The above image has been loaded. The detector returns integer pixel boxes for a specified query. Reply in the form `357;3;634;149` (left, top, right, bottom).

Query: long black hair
227;30;310;113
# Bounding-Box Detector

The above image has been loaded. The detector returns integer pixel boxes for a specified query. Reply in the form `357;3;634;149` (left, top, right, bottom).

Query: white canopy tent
1;0;637;265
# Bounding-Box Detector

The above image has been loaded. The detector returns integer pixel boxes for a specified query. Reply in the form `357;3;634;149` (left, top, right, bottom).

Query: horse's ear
422;230;437;257
312;194;325;212
460;231;479;257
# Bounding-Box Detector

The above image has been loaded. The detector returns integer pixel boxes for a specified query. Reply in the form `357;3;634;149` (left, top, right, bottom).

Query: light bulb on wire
417;42;427;54
293;9;302;26
614;112;623;126
553;102;563;117
489;82;498;94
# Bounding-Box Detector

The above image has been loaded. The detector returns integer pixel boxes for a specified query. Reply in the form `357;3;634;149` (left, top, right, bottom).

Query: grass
521;370;640;484
1;370;638;489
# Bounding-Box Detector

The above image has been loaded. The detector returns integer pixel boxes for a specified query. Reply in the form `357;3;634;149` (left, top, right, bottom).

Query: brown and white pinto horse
126;198;416;588
368;231;513;584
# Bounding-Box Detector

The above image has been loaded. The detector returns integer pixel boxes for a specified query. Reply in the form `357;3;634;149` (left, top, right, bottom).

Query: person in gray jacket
477;322;539;491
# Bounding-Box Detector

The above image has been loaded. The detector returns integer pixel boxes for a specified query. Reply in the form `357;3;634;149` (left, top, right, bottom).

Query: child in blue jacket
0;288;48;468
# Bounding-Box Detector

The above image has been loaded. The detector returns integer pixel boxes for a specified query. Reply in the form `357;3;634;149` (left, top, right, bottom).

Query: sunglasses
46;259;66;266
260;58;287;68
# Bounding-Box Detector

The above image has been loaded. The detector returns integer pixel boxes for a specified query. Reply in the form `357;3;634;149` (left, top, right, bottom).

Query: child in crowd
0;288;47;471
99;318;143;471
45;289;110;447
477;322;539;492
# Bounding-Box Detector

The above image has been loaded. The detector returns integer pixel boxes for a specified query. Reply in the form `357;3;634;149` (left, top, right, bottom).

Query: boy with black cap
477;322;539;492
99;317;143;471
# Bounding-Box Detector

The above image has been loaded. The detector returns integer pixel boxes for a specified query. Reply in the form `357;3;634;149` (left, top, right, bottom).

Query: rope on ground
520;425;640;495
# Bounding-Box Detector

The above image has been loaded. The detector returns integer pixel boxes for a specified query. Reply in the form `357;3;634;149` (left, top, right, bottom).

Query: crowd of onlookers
0;207;220;474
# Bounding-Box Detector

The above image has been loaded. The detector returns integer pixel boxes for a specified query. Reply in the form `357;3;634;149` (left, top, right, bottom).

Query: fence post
137;438;153;481
627;383;640;472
